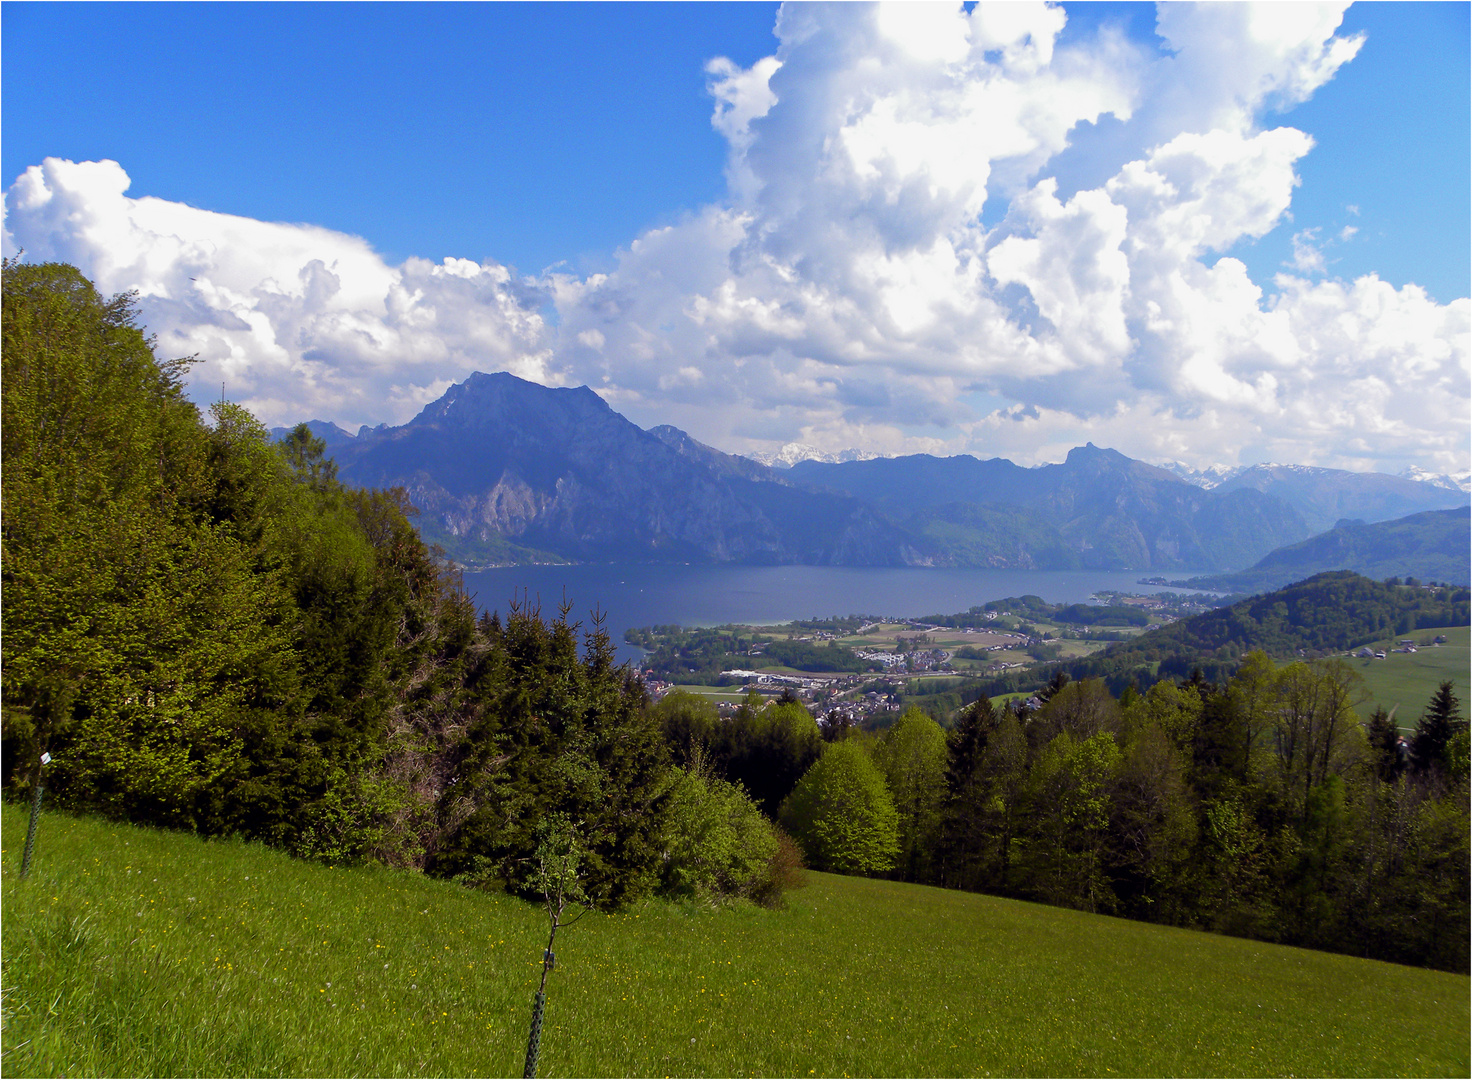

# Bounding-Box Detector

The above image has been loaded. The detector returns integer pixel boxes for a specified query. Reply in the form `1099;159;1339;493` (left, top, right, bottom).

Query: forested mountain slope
1066;572;1470;685
1182;507;1472;594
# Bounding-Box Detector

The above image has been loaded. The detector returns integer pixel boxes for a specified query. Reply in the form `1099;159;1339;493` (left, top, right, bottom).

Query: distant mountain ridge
1397;467;1471;494
785;445;1311;571
1179;507;1472;595
268;419;358;448
746;443;883;468
1212;465;1468;534
285;370;1469;571
325;372;922;567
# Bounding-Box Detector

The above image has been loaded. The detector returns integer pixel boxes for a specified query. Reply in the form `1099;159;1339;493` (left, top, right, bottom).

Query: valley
628;577;1469;734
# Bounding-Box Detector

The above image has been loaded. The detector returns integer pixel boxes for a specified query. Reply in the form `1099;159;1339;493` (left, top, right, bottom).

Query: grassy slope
1344;625;1470;729
3;809;1467;1078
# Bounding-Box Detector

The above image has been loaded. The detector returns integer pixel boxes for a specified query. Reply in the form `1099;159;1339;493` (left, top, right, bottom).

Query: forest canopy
0;261;788;908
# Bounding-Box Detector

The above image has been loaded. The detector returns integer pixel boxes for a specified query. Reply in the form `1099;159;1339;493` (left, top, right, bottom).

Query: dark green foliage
1410;681;1465;778
3;262;799;912
754;638;874;673
783;615;880;634
920;595;1152;628
711;696;824;818
903;501;1082;570
1181;507;1471;596
651;690;721;768
430;602;670;907
651;685;823;814
899;651;1467;972
629;624;878;683
1060;572;1470;690
1365;707;1404;783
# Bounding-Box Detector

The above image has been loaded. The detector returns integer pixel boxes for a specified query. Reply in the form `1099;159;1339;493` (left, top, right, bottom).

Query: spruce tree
1365;707;1404;782
938;695;998;888
1410;681;1465;778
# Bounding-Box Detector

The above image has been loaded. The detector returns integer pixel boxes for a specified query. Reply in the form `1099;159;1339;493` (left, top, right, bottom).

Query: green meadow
1347;625;1469;728
4;807;1467;1078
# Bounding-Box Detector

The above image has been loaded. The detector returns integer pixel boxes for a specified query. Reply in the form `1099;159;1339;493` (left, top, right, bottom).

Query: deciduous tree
779;740;899;876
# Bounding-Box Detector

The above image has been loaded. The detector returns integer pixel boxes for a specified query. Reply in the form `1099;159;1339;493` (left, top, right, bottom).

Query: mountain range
1159;460;1472;501
1176;507;1472;595
275;371;1469;573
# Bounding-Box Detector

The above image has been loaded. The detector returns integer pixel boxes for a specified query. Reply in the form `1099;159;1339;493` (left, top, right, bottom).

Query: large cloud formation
5;1;1467;475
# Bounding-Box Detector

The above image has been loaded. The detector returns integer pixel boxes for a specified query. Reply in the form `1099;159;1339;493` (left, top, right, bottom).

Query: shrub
780;740;899;876
659;756;780;904
752;827;808;907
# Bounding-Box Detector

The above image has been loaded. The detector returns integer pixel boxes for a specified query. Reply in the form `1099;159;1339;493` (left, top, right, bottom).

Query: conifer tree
938;694;998;889
1411;681;1465;778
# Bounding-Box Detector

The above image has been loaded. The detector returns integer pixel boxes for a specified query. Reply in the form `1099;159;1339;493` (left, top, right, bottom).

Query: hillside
5;809;1466;1078
1180;507;1472;594
1068;572;1471;684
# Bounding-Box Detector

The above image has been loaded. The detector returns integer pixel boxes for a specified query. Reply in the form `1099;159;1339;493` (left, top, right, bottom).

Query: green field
4;808;1466;1077
672;684;771;704
1346;625;1469;728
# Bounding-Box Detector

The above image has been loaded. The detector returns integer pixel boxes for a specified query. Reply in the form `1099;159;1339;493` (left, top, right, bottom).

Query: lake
459;563;1219;666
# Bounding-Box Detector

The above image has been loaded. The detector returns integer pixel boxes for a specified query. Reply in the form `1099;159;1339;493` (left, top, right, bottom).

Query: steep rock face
330;372;919;565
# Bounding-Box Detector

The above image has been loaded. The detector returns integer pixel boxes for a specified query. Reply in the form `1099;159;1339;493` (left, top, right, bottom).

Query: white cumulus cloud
3;158;553;429
3;2;1465;477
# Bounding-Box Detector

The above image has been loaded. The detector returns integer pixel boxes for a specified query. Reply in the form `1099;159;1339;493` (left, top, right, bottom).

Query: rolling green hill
1349;625;1471;729
4;808;1466;1078
1067;571;1470;686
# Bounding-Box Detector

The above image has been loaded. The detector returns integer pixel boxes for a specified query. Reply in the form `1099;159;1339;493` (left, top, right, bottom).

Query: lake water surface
460;563;1217;666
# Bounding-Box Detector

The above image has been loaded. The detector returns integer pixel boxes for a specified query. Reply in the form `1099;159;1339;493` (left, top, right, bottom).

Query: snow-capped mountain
1160;460;1472;498
1154;461;1249;489
1398;467;1472;493
747;442;884;469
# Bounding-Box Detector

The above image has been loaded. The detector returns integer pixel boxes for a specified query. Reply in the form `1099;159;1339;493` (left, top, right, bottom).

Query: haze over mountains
1178;507;1472;596
277;371;1469;575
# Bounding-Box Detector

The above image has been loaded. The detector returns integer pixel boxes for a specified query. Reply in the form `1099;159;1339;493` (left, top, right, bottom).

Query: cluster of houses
1352;635;1447;660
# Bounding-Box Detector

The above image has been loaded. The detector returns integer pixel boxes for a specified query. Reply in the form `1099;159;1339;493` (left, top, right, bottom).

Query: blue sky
4;3;784;274
4;2;1468;475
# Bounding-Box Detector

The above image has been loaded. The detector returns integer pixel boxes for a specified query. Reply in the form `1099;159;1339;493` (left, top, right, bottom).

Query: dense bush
780;740;899;875
659;757;782;904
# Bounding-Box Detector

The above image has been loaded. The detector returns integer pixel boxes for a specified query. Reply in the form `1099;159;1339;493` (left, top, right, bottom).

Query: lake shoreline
460;564;1224;667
